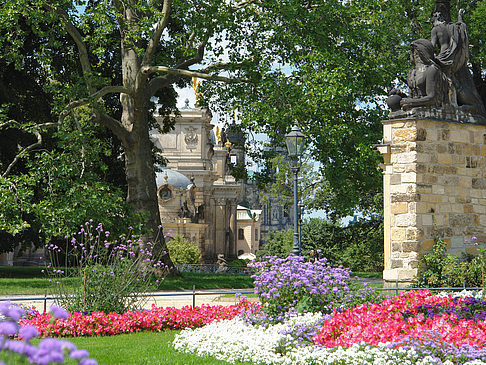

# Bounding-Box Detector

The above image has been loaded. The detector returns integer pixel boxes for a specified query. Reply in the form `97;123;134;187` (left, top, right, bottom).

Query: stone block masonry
378;118;486;286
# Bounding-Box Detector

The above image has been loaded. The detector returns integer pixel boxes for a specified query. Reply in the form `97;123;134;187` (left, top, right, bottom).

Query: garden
3;250;486;364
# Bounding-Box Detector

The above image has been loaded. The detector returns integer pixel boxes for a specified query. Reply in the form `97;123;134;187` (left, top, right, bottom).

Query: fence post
395;279;399;296
192;285;196;308
44;289;47;313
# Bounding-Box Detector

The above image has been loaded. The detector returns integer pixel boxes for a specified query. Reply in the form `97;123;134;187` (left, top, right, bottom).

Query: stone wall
378;118;486;285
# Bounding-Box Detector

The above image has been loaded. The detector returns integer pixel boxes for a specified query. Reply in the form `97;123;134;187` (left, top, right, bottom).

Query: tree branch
176;36;209;69
46;4;96;94
1;123;57;178
93;111;132;146
147;74;178;97
142;0;172;66
141;66;246;83
0;120;20;129
58;86;133;124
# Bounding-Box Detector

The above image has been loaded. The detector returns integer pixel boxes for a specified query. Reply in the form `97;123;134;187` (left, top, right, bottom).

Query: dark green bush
228;259;249;267
257;217;383;273
414;236;482;288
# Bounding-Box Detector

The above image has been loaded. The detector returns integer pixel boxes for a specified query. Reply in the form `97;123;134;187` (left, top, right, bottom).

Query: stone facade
377;117;486;285
236;205;262;256
151;105;243;263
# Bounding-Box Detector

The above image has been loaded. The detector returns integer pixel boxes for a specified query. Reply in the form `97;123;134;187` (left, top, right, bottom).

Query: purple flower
0;321;17;335
19;325;39;341
38;338;76;353
79;359;98;365
70;349;90;359
49;305;69;320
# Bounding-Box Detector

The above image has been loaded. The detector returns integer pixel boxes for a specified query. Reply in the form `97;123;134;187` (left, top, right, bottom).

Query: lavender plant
248;255;383;323
389;330;486;364
0;301;97;364
403;296;486;322
45;221;169;314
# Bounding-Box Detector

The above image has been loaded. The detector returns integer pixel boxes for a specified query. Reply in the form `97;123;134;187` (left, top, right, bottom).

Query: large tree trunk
123;108;176;272
434;0;451;22
119;33;175;272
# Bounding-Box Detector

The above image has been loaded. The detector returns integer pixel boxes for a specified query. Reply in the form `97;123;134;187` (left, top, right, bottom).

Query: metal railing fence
1;281;484;314
175;264;252;275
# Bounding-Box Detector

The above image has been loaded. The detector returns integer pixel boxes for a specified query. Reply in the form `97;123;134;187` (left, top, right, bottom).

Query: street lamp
285;124;306;256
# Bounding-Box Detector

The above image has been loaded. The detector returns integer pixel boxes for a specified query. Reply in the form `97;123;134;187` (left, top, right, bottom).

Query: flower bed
171;253;486;364
314;289;486;348
20;301;255;338
174;290;486;364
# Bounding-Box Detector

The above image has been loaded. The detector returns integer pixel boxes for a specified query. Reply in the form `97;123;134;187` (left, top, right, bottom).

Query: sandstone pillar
377;117;486;286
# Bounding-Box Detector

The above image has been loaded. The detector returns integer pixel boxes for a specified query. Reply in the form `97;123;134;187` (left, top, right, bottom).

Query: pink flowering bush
20;301;258;338
314;289;486;348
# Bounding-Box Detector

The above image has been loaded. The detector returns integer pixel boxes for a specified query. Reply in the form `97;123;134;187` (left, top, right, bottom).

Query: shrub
166;235;201;265
414;236;482;288
228;259;249;267
45;221;167;314
248;255;382;323
256;229;293;259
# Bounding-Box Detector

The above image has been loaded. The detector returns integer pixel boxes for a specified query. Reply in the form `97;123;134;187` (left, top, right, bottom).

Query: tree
205;0;486;218
256;229;293;259
2;0;486;256
0;0;317;265
0;24;138;252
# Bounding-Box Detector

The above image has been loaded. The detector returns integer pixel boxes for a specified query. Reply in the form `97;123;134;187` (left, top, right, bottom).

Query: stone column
229;199;238;259
378;117;486;287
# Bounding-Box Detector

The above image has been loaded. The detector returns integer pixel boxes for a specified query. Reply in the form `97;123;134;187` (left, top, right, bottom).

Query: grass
351;272;382;279
30;331;250;365
0;267;254;295
0;266;382;295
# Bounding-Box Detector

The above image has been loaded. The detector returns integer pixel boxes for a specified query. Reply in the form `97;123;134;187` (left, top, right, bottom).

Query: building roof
155;167;192;190
237;205;262;221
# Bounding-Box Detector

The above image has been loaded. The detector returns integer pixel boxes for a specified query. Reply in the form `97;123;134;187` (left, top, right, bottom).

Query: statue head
410;39;435;65
431;11;446;26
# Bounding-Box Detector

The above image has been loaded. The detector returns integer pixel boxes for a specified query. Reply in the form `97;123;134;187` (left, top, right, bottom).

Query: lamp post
285;125;305;256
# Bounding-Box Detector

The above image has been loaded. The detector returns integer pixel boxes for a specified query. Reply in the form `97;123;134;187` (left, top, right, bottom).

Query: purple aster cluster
248;255;383;323
389;330;486;364
403;296;486;322
0;301;97;364
278;315;331;346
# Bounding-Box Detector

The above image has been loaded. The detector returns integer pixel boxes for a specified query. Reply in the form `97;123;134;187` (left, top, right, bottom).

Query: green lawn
0;266;382;295
0;268;254;295
34;331;250;365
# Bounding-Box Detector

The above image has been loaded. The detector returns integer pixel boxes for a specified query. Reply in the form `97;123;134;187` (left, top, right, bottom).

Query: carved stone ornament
184;127;199;147
386;5;486;124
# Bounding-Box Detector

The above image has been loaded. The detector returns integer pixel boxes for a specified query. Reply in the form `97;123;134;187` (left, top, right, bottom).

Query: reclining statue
387;8;486;120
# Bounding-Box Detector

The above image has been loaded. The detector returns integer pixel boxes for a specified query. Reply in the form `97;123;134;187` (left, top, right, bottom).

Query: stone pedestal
377;117;486;286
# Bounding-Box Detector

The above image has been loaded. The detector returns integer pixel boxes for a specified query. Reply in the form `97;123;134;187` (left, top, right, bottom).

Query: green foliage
256;217;383;272
45;222;165;314
166;235;201;265
256;229;293;259
301;217;384;272
228;259;249;267
0;108;138;252
414;236;483;288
